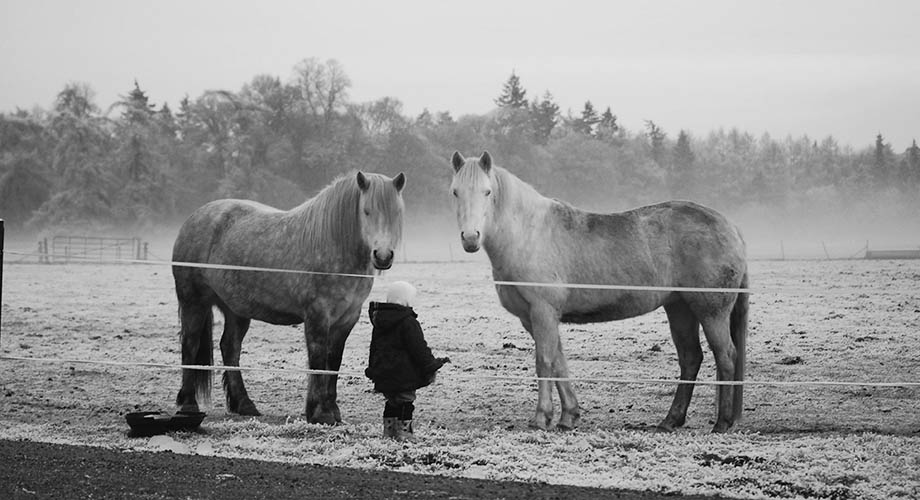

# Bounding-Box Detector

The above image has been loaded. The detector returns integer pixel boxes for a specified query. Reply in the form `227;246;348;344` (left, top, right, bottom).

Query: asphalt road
0;439;724;499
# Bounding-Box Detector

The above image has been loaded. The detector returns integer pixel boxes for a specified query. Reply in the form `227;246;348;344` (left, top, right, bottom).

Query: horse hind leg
176;300;214;413
700;309;738;433
658;300;703;432
218;306;259;416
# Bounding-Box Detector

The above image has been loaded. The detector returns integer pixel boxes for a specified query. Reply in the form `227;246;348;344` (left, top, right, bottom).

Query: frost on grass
203;423;919;499
6;418;914;500
2;260;920;499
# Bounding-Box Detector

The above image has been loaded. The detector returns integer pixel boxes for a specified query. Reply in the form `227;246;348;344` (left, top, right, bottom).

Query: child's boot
383;417;400;438
397;402;417;441
382;402;400;438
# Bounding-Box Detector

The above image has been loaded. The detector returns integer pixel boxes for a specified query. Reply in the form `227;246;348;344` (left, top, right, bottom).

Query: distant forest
1;57;918;232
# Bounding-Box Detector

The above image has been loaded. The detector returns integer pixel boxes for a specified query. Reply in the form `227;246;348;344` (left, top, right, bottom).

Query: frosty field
1;258;918;499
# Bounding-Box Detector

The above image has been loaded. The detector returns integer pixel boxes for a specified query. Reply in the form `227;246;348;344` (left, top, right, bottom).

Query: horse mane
458;160;546;213
291;172;402;264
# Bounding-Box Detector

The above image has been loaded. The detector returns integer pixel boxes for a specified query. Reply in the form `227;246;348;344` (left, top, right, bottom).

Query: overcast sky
2;0;918;150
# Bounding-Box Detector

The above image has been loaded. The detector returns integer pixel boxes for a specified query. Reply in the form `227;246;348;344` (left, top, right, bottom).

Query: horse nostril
374;249;393;262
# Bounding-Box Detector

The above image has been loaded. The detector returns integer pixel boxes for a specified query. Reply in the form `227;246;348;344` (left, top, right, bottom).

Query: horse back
172;200;307;321
173;199;283;263
540;200;745;323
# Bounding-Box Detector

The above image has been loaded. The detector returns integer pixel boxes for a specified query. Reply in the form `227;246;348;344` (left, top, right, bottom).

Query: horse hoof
230;400;261;416
653;424;675;433
710;422;732;433
178;403;200;414
528;417;551;431
556;414;580;431
238;406;261;417
655;418;682;432
306;412;338;426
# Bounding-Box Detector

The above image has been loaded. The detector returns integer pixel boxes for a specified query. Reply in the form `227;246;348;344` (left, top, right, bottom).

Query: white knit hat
386;281;417;307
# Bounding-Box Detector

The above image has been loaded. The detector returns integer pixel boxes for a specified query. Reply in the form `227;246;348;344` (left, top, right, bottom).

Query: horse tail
178;303;214;406
730;271;749;422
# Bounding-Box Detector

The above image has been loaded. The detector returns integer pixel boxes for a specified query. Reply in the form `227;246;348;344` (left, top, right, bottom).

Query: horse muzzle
460;230;481;253
372;249;394;270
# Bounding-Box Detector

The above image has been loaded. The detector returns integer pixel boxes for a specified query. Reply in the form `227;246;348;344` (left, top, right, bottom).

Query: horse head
449;151;494;253
356;171;406;270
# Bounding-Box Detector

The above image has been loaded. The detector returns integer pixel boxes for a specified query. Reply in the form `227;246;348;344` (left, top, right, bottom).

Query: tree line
1;60;918;231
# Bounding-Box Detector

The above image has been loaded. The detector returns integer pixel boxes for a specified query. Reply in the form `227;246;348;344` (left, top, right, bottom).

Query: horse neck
482;168;552;261
291;179;370;271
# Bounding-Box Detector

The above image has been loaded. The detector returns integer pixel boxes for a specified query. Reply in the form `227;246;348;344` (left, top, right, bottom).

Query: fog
4;194;916;265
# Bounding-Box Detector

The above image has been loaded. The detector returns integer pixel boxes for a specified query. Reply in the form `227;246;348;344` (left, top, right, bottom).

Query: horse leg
176;300;213;413
303;312;341;425
658;301;703;432
218;307;259;416
553;335;581;431
527;303;572;430
700;311;737;433
317;320;353;424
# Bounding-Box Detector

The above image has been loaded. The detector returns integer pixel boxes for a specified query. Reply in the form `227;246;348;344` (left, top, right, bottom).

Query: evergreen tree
670;130;695;198
645;120;667;165
874;133;886;169
114;80;158;181
595;106;619;142
156;102;178;138
903;139;920;186
529;91;559;145
573;101;600;135
873;133;895;186
495;71;528;109
121;79;155;124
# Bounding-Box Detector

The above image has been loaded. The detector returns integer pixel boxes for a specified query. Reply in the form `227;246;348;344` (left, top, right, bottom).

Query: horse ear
479;151;492;172
393;172;406;192
356;171;370;191
451;151;465;172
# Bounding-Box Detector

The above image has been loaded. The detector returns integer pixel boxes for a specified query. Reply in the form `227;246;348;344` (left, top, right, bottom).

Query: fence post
1;219;4;346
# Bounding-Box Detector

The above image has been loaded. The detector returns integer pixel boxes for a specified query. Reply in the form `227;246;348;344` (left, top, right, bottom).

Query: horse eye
485;189;492;197
452;189;458;197
364;208;371;216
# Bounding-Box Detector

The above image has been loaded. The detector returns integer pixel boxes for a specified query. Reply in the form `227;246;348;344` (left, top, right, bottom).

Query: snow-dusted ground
1;259;918;499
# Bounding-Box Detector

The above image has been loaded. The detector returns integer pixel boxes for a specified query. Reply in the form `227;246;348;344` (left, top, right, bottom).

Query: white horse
449;151;748;433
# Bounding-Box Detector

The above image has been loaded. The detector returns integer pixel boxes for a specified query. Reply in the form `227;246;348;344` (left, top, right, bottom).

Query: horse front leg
303;313;346;425
321;320;355;423
527;303;579;430
552;334;580;430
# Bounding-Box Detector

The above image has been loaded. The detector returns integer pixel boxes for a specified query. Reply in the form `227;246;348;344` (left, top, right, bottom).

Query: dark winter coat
365;302;445;393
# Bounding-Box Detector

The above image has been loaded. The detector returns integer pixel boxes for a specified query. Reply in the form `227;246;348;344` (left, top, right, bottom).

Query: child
365;281;448;440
